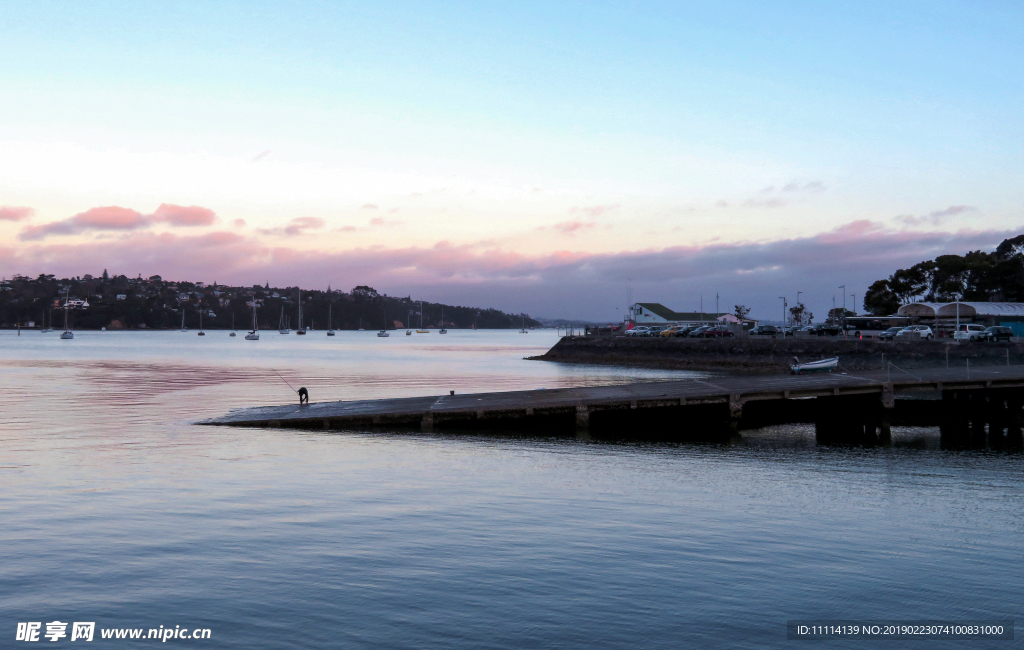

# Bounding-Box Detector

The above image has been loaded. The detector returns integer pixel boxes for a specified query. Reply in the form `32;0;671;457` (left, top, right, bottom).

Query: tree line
0;274;540;330
863;234;1024;315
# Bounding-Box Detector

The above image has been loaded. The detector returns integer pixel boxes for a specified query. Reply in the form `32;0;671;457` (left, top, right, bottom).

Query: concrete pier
201;365;1024;447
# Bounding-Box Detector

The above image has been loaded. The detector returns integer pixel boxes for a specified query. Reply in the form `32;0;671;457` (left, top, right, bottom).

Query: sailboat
406;309;412;335
60;289;74;339
40;308;52;333
519;314;528;333
439;306;447;334
295;289;306;334
180;310;188;332
377;306;389;337
245;296;259;340
327;304;335;336
416;301;428;333
230;313;236;336
358;317;365;331
279;305;290;334
198;309;205;335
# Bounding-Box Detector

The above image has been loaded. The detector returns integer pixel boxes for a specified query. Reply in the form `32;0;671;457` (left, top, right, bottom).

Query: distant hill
0;274;541;330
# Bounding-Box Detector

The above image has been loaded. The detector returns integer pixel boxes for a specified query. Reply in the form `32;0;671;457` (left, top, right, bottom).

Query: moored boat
790;356;838;374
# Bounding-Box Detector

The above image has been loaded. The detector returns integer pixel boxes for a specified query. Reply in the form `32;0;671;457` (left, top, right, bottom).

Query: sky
1;1;1021;321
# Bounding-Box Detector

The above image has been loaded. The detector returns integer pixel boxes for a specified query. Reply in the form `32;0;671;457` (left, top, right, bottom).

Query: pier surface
202;365;1024;436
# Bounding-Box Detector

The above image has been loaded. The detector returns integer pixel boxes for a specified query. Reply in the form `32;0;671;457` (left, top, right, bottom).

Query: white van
953;323;986;341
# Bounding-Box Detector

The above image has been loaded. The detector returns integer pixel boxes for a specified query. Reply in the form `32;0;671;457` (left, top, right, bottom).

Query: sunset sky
1;1;1021;320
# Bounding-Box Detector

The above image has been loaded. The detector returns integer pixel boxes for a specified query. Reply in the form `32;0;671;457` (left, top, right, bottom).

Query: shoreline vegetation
530;336;1024;374
0;273;540;331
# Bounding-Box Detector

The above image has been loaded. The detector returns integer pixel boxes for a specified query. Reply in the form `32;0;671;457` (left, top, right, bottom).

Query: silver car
895;325;934;341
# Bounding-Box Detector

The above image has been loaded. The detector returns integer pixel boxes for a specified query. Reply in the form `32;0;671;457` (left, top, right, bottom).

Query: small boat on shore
790;356;838;374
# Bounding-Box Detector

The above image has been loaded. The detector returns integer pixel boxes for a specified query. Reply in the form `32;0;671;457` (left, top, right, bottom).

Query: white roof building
898;302;1024;318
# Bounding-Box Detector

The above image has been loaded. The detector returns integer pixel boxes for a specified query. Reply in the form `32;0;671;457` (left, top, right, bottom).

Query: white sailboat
406;309;412;335
198;309;205;336
377;306;389;337
295;289;306;334
416;301;428;333
230;313;236;336
60;289;74;339
519;314;528;333
180;310;188;332
327;304;335;336
279;305;291;334
439;306;447;334
245;296;259;340
40;308;52;333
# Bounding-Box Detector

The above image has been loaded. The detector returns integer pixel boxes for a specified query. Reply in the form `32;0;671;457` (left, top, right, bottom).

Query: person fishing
273;369;309;405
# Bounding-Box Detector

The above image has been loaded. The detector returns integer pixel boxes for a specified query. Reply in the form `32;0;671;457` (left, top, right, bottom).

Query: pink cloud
252;150;271;162
0;206;34;222
233;218;247;228
361;203;379;210
19;206;147;240
570;204;618;217
152;203;216;227
18;203;219;240
284;217;324;235
369;217;401;227
540;219;596;234
258;217;325;236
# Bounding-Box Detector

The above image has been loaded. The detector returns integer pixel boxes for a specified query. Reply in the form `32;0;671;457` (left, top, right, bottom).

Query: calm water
1;330;1020;648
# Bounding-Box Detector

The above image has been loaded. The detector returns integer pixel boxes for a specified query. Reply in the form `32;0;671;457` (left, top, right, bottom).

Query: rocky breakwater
530;335;1024;373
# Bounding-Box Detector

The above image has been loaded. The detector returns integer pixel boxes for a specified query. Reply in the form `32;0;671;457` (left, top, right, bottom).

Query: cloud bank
1;218;1016;320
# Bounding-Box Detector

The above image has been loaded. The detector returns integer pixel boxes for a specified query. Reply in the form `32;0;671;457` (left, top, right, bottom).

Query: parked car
983;326;1014;342
646;326;665;337
688;326;711;337
749;325;779;336
624;326;650;337
812;323;843;336
660;326;683;337
878;327;902;341
701;326;735;338
895;325;933;341
953;324;986;342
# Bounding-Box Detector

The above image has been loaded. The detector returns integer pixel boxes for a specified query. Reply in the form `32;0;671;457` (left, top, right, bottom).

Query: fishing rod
272;369;308;404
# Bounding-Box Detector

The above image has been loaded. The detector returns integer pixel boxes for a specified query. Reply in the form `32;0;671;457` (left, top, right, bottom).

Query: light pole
779;296;787;333
851;293;856;315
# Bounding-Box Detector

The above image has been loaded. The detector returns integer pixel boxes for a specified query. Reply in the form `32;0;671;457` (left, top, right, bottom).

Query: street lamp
779;296;787;333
